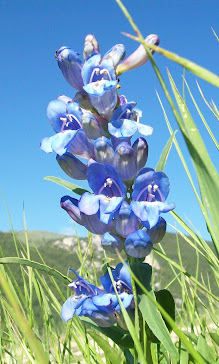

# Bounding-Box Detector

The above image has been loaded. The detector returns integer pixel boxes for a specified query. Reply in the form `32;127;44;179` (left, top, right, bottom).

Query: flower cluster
61;263;134;327
41;34;175;259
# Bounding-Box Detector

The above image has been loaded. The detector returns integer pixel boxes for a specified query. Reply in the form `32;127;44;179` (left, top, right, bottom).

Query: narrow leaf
139;292;178;360
44;176;90;195
155;131;177;171
168;70;219;252
0;257;71;285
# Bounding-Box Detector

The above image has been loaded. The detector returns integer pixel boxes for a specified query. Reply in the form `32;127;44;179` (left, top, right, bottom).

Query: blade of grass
0;256;71;285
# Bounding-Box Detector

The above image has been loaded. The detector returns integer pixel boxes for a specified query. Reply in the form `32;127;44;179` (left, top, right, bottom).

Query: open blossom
61;263;134;327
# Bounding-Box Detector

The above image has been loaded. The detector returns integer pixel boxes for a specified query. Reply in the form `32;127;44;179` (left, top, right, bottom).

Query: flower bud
114;202;139;238
132;137;148;171
74;92;95;111
114;142;137;181
147;217;166;244
83;34;100;60
55;46;84;91
116;34;160;76
56;152;87;180
82;112;104;140
125;230;153;258
94;137;114;165
103;44;126;68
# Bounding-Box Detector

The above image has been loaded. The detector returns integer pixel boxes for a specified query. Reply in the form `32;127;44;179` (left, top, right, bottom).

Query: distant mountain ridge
0;230;216;306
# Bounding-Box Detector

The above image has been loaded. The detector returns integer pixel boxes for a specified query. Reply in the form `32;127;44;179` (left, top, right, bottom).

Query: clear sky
0;0;218;240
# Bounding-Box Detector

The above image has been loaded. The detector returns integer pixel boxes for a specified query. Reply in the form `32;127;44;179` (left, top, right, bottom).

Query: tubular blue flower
101;232;123;254
108;101;153;142
55;46;84;92
82;40;125;118
61;264;133;327
114;201;139;238
78;163;126;224
116;34;160;76
56;153;87;180
60;196;113;234
47;98;83;133
82;53;118;118
41;97;95;158
113;142;137;182
131;168;175;229
100;262;132;296
132;137;148;172
94;137;115;165
41;128;95;158
125;229;153;258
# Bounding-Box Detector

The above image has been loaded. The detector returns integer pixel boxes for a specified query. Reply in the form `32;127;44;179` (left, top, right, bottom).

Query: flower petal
56;153;87;180
114;202;139;238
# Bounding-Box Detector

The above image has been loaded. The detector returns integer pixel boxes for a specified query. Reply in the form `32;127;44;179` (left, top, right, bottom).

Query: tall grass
0;1;219;362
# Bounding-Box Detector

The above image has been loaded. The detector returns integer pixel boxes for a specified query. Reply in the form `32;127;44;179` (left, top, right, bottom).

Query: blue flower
40;97;95;158
61;263;133;327
108;101;153;146
60;196;113;235
131;168;175;229
78;162;126;224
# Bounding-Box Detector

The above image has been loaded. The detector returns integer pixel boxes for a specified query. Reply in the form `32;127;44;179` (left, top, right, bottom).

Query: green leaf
81;317;134;348
139;292;178;360
209;333;219;346
124;349;134;364
131;263;152;294
155;290;175;332
88;331;124;364
44;176;90;196
197;334;216;364
155;131;177;172
0;257;71;285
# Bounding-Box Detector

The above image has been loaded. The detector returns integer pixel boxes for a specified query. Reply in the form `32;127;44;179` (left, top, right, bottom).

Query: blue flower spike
41;31;176;329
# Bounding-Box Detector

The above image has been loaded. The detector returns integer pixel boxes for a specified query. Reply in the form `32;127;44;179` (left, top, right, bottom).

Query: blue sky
0;0;218;240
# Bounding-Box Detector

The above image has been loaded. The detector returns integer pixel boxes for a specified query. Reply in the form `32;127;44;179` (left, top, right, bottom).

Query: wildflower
61;263;133;327
131;168;175;229
78;162;126;224
61;196;113;235
40;97;95;158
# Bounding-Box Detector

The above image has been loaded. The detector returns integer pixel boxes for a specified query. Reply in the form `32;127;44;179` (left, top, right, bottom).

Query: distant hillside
0;230;216;326
11;230;67;246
